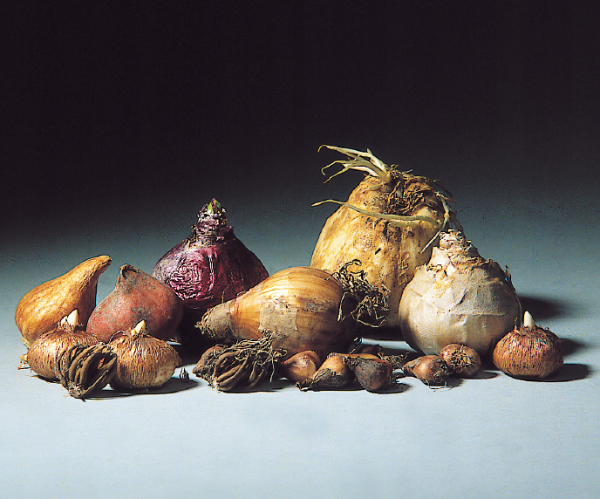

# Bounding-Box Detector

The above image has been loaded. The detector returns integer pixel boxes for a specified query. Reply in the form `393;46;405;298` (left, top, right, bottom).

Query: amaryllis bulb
398;230;521;356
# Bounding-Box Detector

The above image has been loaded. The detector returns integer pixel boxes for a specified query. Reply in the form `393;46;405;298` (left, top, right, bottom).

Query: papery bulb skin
197;266;360;361
310;146;462;333
398;231;521;356
152;199;269;333
86;265;183;343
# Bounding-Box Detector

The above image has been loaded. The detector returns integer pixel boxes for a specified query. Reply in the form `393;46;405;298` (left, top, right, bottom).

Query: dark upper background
2;2;599;275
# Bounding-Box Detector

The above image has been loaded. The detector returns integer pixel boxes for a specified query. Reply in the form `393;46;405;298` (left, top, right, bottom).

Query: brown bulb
404;355;449;385
439;344;481;377
87;265;183;343
277;351;321;383
346;356;393;391
297;354;354;391
493;325;563;380
24;310;99;380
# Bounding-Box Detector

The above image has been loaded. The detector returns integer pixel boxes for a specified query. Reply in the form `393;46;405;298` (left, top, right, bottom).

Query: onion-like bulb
109;321;182;390
196;265;387;361
22;310;98;380
398;230;521;356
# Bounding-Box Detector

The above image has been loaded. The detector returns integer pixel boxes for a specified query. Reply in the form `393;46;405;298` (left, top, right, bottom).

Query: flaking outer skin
310;176;444;330
398;235;521;356
198;267;358;361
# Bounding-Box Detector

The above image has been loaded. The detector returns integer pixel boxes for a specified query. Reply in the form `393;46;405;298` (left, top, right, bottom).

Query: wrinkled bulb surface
398;231;521;355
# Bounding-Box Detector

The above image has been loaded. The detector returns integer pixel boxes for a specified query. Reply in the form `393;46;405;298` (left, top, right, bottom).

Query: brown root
333;259;389;327
193;331;286;391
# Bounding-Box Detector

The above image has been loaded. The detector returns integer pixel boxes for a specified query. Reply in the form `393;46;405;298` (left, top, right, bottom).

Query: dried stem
318;145;392;184
314;145;464;252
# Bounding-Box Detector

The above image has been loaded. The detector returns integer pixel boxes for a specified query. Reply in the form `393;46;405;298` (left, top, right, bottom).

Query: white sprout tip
133;320;146;335
523;311;536;328
65;309;80;326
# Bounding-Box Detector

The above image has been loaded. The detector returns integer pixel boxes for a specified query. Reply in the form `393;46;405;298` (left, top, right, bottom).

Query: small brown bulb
277;351;321;383
346;356;393;392
492;325;563;380
297;354;354;391
23;310;98;380
439;343;481;377
404;355;449;385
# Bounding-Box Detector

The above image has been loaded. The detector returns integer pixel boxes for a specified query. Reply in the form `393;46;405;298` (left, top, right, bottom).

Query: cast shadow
559;337;586;357
519;295;576;321
88;373;201;399
543;363;591;382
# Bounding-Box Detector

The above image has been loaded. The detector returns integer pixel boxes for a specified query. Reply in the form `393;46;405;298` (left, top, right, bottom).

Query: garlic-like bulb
398;230;521;356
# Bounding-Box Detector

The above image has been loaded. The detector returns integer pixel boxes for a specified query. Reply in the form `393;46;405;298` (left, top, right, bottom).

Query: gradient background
2;3;599;498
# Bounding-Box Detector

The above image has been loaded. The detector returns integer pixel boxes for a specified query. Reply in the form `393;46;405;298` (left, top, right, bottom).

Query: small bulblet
297;354;354;391
345;356;394;391
277;350;321;383
403;355;450;386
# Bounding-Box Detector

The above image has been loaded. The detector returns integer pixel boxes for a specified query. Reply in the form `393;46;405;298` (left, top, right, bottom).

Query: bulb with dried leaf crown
310;146;462;332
